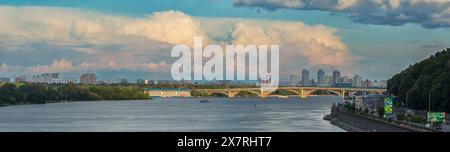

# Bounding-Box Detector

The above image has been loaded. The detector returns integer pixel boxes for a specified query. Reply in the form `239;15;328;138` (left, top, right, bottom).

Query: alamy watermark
170;37;279;90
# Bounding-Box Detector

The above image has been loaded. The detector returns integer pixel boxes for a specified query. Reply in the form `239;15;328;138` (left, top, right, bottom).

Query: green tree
388;48;450;112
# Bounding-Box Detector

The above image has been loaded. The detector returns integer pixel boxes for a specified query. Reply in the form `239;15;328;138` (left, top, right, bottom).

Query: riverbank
0;83;150;107
0;98;153;108
328;105;437;132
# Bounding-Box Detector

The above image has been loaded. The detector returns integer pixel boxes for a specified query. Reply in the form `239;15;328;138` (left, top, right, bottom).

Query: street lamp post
427;83;442;129
406;91;409;116
428;90;431;113
428;83;442;113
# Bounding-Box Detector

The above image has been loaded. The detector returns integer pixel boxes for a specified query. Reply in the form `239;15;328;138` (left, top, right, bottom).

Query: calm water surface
0;96;344;132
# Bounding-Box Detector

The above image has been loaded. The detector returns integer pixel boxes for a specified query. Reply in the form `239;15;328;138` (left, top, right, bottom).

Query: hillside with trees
388;48;450;112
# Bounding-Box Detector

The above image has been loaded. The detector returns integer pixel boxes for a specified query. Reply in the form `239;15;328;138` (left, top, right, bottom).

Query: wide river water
0;96;345;132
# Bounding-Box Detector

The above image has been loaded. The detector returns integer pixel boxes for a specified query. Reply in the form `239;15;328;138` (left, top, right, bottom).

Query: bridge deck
196;87;386;92
195;87;386;98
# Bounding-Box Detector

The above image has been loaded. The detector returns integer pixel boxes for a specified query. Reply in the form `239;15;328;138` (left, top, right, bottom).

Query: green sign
427;112;446;123
384;97;394;115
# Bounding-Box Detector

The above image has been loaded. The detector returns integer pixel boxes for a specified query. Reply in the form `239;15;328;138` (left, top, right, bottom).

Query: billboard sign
427;112;446;123
384;96;394;116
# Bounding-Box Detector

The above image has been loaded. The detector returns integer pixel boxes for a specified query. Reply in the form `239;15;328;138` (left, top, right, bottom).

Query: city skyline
0;68;387;83
284;68;387;88
0;0;449;81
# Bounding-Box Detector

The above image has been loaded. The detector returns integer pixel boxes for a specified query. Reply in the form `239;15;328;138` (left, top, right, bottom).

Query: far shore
0;98;153;108
1;96;341;108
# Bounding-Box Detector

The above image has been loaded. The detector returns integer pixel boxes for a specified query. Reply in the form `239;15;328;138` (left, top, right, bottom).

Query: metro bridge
195;87;387;98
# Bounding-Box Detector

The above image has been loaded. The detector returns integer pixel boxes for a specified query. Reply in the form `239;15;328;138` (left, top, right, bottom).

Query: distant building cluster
15;75;26;83
281;69;387;88
0;77;10;83
137;79;194;85
354;94;385;115
1;72;193;85
0;75;27;83
1;70;387;88
137;79;156;85
32;73;77;84
97;79;127;85
0;73;129;85
80;73;96;84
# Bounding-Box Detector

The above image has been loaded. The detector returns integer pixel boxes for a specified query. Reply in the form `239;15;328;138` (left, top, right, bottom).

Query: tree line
388;48;450;112
0;83;149;106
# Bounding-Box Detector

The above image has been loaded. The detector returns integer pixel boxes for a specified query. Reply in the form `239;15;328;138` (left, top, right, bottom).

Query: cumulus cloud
25;59;76;74
0;6;208;46
0;5;354;78
233;0;450;28
24;59;170;74
119;11;212;46
0;5;207;75
224;20;352;68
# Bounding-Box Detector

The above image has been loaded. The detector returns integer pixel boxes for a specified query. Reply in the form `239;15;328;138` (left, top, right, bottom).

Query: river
0;96;345;132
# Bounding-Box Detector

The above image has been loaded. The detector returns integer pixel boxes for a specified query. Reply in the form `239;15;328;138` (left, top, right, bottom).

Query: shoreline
330;121;361;132
1;96;337;108
0;98;152;108
326;107;438;132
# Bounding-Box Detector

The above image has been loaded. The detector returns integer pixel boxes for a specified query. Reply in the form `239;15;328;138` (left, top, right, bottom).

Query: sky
0;0;449;81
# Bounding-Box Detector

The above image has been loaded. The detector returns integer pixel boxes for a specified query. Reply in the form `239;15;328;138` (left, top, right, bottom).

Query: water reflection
0;96;345;132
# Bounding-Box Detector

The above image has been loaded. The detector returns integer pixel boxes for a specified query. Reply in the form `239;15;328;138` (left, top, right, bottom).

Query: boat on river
278;95;289;99
200;99;210;103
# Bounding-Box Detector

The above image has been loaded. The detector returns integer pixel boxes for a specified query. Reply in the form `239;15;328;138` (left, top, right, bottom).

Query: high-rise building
332;70;341;85
289;75;300;86
32;73;59;84
119;78;128;84
372;80;387;88
362;79;372;88
15;75;26;83
302;69;310;86
80;73;96;85
55;77;77;84
342;76;350;84
352;75;363;88
31;73;76;84
317;70;325;85
101;79;121;85
325;75;333;86
0;77;10;83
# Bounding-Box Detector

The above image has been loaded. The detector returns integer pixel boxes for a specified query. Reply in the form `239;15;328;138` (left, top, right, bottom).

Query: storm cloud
233;0;450;28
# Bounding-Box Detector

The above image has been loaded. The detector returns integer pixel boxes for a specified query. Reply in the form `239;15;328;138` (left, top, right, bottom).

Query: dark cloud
233;0;450;29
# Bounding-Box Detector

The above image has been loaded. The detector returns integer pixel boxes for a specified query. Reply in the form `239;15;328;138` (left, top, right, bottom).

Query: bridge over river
195;87;387;98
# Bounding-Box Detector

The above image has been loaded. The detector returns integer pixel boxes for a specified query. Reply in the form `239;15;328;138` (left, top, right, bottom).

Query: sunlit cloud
0;5;354;78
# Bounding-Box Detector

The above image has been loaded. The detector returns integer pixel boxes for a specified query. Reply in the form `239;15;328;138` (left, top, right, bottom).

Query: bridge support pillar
227;91;239;98
300;89;308;98
260;90;271;98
